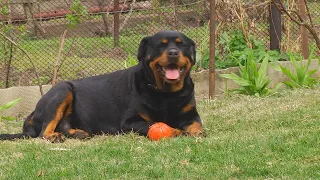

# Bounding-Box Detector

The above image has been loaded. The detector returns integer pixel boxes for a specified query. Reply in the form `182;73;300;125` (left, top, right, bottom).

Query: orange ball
148;122;173;141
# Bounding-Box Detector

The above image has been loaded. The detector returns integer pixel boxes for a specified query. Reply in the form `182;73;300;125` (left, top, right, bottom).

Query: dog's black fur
0;31;204;142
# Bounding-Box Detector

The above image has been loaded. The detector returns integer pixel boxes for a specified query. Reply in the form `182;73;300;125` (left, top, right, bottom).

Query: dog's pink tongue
165;68;180;80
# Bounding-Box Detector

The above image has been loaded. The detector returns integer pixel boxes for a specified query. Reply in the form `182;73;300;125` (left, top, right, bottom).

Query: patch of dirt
102;47;128;60
0;64;52;88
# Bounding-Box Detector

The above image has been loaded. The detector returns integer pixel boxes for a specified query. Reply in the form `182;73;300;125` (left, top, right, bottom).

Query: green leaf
1;116;16;121
304;69;317;80
220;73;252;86
280;66;297;83
283;81;299;88
270;62;282;72
0;98;22;112
256;54;269;87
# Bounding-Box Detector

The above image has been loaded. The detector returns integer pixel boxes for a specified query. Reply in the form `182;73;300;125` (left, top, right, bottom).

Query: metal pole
298;0;309;59
209;0;216;99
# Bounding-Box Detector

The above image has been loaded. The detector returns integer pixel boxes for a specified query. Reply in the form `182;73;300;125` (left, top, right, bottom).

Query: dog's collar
141;64;160;92
147;84;159;92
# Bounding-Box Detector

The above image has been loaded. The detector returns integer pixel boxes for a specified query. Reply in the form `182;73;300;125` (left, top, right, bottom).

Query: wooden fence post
209;0;216;99
299;0;309;59
114;0;119;47
269;0;282;52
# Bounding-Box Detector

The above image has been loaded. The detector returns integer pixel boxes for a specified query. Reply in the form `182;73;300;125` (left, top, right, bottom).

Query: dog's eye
177;41;187;47
157;43;166;48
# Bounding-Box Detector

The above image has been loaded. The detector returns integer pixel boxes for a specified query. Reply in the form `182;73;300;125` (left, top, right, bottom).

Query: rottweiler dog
0;31;204;142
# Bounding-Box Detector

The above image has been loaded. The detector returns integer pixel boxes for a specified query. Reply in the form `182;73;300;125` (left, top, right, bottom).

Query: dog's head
137;31;196;92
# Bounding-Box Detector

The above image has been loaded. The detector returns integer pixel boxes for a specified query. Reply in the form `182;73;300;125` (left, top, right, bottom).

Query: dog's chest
139;95;188;122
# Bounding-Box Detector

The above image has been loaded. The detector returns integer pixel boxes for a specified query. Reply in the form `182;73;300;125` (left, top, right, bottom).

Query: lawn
0;87;319;179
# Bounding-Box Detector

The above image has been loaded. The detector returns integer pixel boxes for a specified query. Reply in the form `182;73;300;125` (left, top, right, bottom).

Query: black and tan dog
0;31;204;142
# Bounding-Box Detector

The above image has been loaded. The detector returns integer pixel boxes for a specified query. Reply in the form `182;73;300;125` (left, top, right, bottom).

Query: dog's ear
190;41;196;65
137;36;150;62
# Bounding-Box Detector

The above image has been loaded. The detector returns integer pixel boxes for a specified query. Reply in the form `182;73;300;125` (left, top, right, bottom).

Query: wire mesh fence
1;0;211;88
0;0;319;89
280;0;320;54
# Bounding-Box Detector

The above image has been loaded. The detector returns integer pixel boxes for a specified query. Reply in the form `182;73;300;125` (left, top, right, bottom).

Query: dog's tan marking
149;51;167;91
161;38;168;44
175;38;182;43
181;104;194;113
138;112;152;122
43;91;73;142
185;122;203;136
171;128;183;136
28;117;33;125
68;129;89;139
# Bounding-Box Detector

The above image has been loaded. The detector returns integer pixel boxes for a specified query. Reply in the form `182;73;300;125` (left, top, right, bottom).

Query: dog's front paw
68;129;90;139
185;122;205;137
171;128;183;137
43;132;66;143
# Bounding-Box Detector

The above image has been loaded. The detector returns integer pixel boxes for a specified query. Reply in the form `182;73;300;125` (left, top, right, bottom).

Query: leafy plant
33;75;50;85
219;50;272;97
65;0;88;28
124;54;138;68
218;30;281;66
195;45;210;70
276;52;319;88
0;98;22;121
196;30;282;70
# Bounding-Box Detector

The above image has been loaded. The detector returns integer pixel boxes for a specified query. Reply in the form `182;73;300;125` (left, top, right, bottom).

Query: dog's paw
185;122;205;137
68;129;90;139
171;128;183;137
43;132;66;143
188;130;206;137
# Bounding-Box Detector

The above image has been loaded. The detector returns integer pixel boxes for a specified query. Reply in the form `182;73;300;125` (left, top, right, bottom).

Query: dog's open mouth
156;63;186;82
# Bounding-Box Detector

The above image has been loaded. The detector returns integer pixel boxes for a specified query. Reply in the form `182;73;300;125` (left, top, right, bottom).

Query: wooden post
209;0;215;99
299;0;309;59
173;0;178;29
98;0;109;36
114;0;120;47
269;0;281;52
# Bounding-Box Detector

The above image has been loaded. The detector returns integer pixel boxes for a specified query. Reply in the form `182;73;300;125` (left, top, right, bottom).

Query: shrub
276;52;319;88
219;49;272;97
196;30;282;70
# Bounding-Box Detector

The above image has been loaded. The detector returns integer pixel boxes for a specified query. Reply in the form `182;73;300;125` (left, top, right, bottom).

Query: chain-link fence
280;0;320;54
0;0;319;89
1;0;210;88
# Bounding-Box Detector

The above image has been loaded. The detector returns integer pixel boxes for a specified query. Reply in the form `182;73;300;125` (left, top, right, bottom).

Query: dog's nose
167;49;179;58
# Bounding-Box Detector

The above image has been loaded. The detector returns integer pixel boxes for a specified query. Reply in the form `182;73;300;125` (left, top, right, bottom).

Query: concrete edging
192;59;320;99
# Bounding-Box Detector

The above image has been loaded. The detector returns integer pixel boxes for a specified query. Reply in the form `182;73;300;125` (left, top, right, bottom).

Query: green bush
217;30;281;67
219;49;272;97
196;30;282;70
275;52;319;88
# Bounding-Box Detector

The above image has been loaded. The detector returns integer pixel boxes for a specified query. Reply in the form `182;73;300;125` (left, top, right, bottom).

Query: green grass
0;87;320;179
